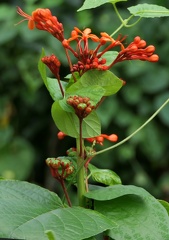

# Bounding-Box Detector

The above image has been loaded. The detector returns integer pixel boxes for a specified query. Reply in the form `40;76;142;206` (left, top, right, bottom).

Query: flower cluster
66;95;96;119
46;157;74;181
16;7;64;41
17;7;159;78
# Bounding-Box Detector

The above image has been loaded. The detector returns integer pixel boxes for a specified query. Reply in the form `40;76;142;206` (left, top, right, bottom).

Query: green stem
76;119;86;207
110;3;141;37
113;3;124;23
94;98;169;156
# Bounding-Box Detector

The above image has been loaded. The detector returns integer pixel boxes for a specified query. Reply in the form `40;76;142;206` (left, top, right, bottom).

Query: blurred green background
0;0;169;201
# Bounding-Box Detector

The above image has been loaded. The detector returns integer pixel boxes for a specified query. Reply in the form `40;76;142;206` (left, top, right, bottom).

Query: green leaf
78;0;127;11
66;85;105;105
46;77;68;101
128;4;169;18
38;48;47;87
51;101;101;138
0;180;115;240
159;200;169;215
88;164;122;185
85;185;169;240
102;51;118;65
80;70;123;96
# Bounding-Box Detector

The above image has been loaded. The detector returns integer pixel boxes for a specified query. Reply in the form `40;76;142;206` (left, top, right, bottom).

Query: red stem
57;77;64;97
60;179;72;207
64;48;77;82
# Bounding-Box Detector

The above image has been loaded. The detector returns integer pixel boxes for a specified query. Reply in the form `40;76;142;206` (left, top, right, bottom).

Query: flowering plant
1;1;169;239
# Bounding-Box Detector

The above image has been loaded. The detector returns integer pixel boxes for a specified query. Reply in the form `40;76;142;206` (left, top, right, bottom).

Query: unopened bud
148;54;159;62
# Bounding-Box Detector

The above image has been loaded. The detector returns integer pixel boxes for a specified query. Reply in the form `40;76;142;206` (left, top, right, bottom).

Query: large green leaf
51;101;101;138
78;0;127;11
80;70;123;96
88;164;122;185
85;185;169;240
0;180;115;240
128;4;169;18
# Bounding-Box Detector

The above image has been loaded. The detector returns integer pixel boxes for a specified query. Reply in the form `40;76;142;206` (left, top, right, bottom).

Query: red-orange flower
16;7;64;41
67;27;100;43
86;134;118;145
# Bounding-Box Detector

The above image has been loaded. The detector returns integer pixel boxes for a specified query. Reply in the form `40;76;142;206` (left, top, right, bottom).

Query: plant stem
64;48;77;82
76;119;86;207
57;78;64;97
94;98;169;156
60;179;72;207
110;4;141;37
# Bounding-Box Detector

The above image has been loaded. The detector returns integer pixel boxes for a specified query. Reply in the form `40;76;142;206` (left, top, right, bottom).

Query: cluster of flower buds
71;58;108;73
66;95;96;119
16;7;64;41
111;36;159;67
86;133;118;145
42;54;61;79
46;157;74;181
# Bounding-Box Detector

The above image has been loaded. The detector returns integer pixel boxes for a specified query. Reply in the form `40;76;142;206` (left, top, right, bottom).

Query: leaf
128;4;169;18
88;164;122;185
0;180;115;240
80;70;123;96
159;200;169;215
38;48;47;87
102;51;118;65
78;0;127;11
85;185;169;240
46;77;68;101
82;111;101;138
51;101;101;138
66;85;105;105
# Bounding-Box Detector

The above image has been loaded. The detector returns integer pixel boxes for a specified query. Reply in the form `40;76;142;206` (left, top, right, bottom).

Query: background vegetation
0;0;169;202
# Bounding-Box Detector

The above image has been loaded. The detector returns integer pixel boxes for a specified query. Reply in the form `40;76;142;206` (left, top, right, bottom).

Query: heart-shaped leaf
80;70;123;96
85;185;169;240
0;180;115;240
